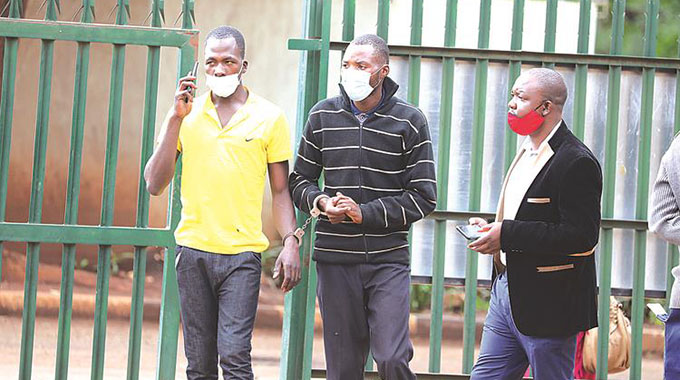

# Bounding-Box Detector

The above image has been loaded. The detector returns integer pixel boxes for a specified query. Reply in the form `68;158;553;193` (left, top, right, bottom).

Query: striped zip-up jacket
289;77;437;264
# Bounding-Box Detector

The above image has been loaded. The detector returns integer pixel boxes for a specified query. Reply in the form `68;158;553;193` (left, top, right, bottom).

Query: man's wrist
311;194;329;217
169;113;185;124
317;196;329;212
283;237;299;248
282;231;301;247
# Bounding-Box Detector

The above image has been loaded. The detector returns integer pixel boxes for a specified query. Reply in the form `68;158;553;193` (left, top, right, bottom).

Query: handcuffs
282;194;328;246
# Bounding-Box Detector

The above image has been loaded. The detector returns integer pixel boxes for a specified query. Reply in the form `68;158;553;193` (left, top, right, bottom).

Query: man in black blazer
468;68;602;379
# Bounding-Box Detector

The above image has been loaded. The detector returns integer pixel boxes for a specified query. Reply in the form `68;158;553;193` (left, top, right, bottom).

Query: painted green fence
2;0;680;379
0;1;197;379
283;1;680;380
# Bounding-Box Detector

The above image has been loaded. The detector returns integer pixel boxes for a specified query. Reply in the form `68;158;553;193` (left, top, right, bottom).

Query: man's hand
173;72;197;119
335;192;362;224
468;221;502;255
320;196;349;224
468;217;488;227
273;238;301;292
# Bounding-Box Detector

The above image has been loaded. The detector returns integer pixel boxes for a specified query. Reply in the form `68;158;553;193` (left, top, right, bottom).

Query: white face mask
206;64;243;98
341;66;384;101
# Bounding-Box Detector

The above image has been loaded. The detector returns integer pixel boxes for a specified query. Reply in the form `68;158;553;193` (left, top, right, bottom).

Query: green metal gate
282;1;680;380
0;0;197;379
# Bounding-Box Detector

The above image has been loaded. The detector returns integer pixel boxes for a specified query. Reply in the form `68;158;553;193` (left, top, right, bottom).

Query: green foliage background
595;0;680;57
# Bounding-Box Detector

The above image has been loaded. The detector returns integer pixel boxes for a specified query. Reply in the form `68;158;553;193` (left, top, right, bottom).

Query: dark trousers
316;261;416;380
176;246;262;380
666;308;680;380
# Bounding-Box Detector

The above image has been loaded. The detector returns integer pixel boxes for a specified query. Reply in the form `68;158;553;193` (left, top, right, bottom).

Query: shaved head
519;68;568;108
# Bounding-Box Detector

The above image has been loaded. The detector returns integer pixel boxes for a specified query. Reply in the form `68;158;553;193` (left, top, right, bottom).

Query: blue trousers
176;246;262;380
470;272;577;380
666;308;680;380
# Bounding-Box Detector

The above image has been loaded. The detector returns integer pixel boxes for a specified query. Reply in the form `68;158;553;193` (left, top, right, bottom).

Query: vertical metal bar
596;1;625;379
0;0;22;285
54;1;94;378
428;0;456;373
402;3;425;355
280;1;324;378
463;0;490;373
91;2;128;379
301;243;318;378
316;0;331;100
407;0;423;106
504;0;524;172
376;0;389;41
542;0;557;68
126;2;162;380
155;2;194;379
342;0;355;41
18;2;59;379
572;0;591;140
364;351;374;371
630;2;658;379
305;1;331;376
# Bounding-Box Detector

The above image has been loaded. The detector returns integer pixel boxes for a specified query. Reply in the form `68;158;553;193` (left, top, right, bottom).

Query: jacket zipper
358;114;369;261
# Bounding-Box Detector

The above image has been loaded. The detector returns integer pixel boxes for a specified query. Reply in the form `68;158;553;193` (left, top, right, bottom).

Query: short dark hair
351;34;389;65
205;25;246;58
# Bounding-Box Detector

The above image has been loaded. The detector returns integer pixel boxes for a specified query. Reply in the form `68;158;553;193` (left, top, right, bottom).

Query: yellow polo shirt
173;90;291;254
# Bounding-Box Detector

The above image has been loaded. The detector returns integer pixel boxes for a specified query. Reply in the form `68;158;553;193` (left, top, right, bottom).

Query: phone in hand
185;61;199;101
455;224;487;241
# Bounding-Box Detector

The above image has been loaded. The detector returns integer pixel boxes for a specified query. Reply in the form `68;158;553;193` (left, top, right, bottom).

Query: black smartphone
455;224;486;241
185;61;199;101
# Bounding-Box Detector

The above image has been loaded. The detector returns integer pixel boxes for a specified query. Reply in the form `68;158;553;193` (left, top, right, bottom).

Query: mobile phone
647;303;669;323
455;224;486;241
185;61;199;101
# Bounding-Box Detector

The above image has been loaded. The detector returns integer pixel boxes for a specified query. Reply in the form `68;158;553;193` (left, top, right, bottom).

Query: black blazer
495;122;602;337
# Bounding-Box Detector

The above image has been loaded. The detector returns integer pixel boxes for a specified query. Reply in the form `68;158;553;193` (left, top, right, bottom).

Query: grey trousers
175;246;262;380
316;261;416;380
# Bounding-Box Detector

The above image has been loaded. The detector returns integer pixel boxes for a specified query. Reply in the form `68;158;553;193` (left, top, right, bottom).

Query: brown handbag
582;296;631;374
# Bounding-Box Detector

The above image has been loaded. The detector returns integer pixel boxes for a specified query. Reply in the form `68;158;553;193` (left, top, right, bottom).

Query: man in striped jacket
289;34;437;380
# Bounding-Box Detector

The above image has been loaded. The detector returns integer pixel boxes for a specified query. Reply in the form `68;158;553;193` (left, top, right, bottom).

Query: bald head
518;68;568;109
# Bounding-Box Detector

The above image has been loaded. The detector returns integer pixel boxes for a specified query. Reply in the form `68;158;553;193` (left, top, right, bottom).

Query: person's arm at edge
649;157;680;245
269;161;302;292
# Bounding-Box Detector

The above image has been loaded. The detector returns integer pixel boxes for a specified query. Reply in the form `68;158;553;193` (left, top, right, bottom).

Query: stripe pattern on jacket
289;78;437;264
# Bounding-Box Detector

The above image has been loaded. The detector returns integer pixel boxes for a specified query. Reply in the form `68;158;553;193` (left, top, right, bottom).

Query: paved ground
0;251;666;379
0;315;664;379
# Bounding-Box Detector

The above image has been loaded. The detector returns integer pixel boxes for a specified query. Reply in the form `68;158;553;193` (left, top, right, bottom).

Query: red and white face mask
507;102;547;136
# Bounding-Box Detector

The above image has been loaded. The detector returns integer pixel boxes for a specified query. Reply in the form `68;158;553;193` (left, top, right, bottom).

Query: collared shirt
350;86;385;123
169;89;291;254
350;91;385;116
501;121;562;265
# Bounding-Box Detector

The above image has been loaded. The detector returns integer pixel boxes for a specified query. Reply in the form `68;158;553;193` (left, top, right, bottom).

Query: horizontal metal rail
410;275;666;298
288;39;680;71
0;222;174;247
427;211;648;230
0;214;647;248
0;18;197;47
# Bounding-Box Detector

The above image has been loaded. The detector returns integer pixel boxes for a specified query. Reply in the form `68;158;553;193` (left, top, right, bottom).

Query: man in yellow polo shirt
144;25;301;380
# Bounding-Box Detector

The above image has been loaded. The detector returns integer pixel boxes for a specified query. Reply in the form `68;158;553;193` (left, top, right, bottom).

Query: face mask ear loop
371;64;387;90
229;60;245;85
534;100;549;117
